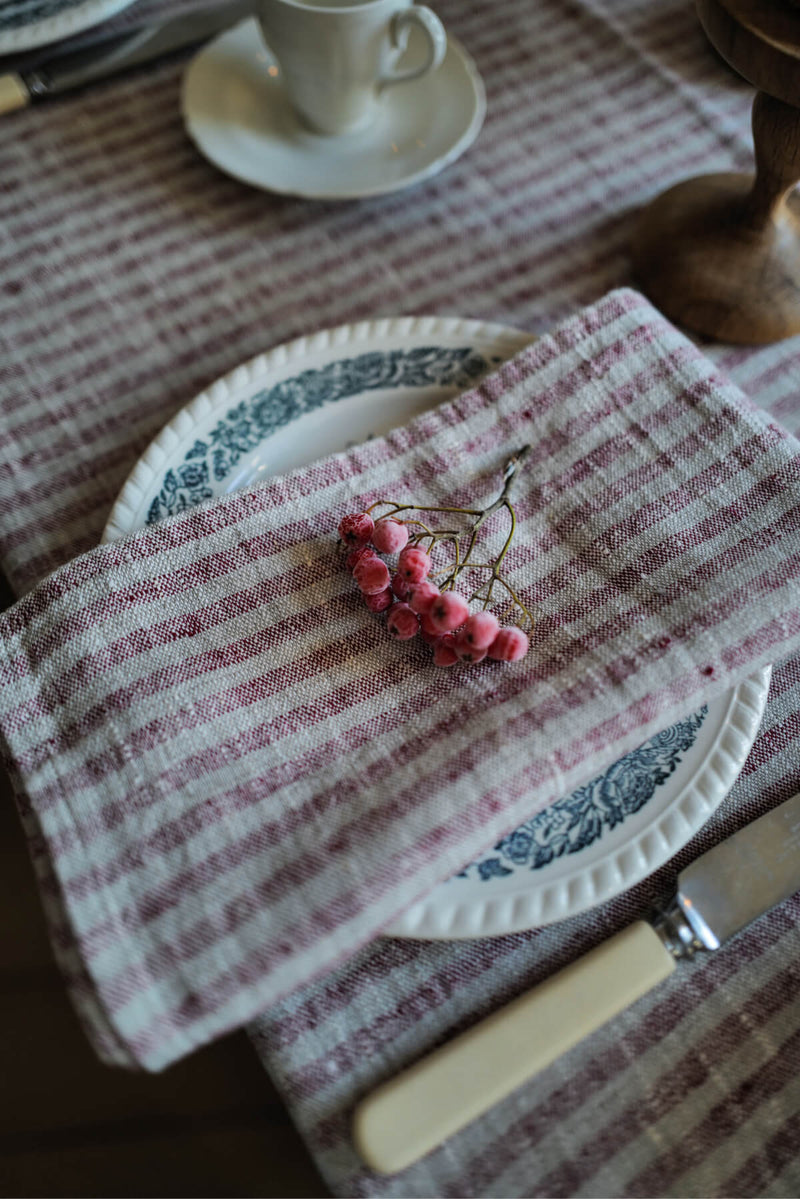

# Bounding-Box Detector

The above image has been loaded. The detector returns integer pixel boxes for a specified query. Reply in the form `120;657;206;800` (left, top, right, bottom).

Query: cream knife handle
0;75;30;115
353;920;675;1175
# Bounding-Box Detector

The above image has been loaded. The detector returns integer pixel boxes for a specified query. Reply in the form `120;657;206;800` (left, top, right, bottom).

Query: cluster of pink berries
338;511;529;667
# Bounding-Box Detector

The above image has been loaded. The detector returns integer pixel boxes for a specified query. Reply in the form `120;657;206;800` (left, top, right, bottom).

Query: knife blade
353;790;800;1175
0;0;255;115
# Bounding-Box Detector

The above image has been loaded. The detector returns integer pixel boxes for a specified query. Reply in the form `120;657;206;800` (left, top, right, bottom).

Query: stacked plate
0;0;137;53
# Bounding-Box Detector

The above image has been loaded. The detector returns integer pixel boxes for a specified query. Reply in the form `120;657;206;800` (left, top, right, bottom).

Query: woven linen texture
251;664;800;1199
2;0;800;1191
2;289;799;1071
4;0;796;596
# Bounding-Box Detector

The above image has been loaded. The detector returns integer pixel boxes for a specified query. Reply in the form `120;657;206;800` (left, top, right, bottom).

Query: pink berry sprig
336;448;533;666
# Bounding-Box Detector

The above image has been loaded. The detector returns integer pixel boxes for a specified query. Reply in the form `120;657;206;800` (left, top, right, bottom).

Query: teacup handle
379;6;447;90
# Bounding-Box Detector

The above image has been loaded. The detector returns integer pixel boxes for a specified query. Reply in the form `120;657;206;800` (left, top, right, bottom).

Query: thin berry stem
368;446;532;627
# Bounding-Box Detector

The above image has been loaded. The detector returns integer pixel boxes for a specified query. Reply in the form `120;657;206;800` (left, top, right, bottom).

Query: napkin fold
1;289;799;1071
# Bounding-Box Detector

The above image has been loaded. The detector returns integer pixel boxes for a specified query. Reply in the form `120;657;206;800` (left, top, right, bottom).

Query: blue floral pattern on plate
457;708;707;882
144;338;709;874
0;0;87;29
145;346;494;525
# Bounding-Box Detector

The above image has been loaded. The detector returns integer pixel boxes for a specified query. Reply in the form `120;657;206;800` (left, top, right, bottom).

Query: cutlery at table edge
353;790;800;1174
0;0;254;114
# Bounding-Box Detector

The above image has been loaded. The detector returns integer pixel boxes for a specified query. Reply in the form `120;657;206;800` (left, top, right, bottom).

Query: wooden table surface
0;573;329;1198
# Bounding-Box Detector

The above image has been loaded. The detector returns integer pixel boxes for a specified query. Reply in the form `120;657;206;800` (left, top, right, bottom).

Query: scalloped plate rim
386;666;771;938
0;0;138;53
101;314;772;941
102;315;536;542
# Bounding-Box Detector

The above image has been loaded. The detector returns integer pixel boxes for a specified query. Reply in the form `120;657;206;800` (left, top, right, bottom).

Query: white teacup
255;0;447;136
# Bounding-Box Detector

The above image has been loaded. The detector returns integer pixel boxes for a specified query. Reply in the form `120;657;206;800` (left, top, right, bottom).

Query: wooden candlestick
632;0;800;344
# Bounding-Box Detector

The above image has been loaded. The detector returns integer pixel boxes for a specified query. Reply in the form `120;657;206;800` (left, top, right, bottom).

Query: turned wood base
632;171;800;344
632;0;800;346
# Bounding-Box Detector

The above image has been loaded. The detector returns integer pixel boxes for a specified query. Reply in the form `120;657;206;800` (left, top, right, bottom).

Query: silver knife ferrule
22;70;50;99
3;0;255;107
651;894;717;959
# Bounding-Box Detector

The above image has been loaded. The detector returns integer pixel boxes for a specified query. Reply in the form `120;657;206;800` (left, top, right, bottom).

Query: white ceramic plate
0;0;137;53
181;18;486;199
103;316;771;939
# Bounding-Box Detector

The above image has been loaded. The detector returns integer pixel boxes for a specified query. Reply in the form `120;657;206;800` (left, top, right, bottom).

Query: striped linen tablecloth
1;0;800;1194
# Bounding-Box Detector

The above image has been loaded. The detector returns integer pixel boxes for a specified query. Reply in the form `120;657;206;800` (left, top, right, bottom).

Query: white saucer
181;17;486;200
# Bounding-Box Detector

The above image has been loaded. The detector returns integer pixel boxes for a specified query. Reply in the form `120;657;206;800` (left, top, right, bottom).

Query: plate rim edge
101;313;535;544
0;0;137;53
386;666;772;939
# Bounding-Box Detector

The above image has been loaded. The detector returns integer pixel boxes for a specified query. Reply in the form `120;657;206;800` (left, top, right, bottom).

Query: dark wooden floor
0;574;329;1198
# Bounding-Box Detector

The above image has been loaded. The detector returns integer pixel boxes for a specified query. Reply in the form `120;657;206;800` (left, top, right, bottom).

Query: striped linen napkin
1;289;799;1073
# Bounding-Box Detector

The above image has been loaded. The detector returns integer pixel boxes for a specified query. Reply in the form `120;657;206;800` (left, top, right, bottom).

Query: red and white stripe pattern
0;0;772;597
0;289;799;1073
2;0;800;1190
251;667;800;1197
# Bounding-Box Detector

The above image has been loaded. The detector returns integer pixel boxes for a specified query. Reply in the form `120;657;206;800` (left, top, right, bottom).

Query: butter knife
0;0;254;115
354;790;800;1174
